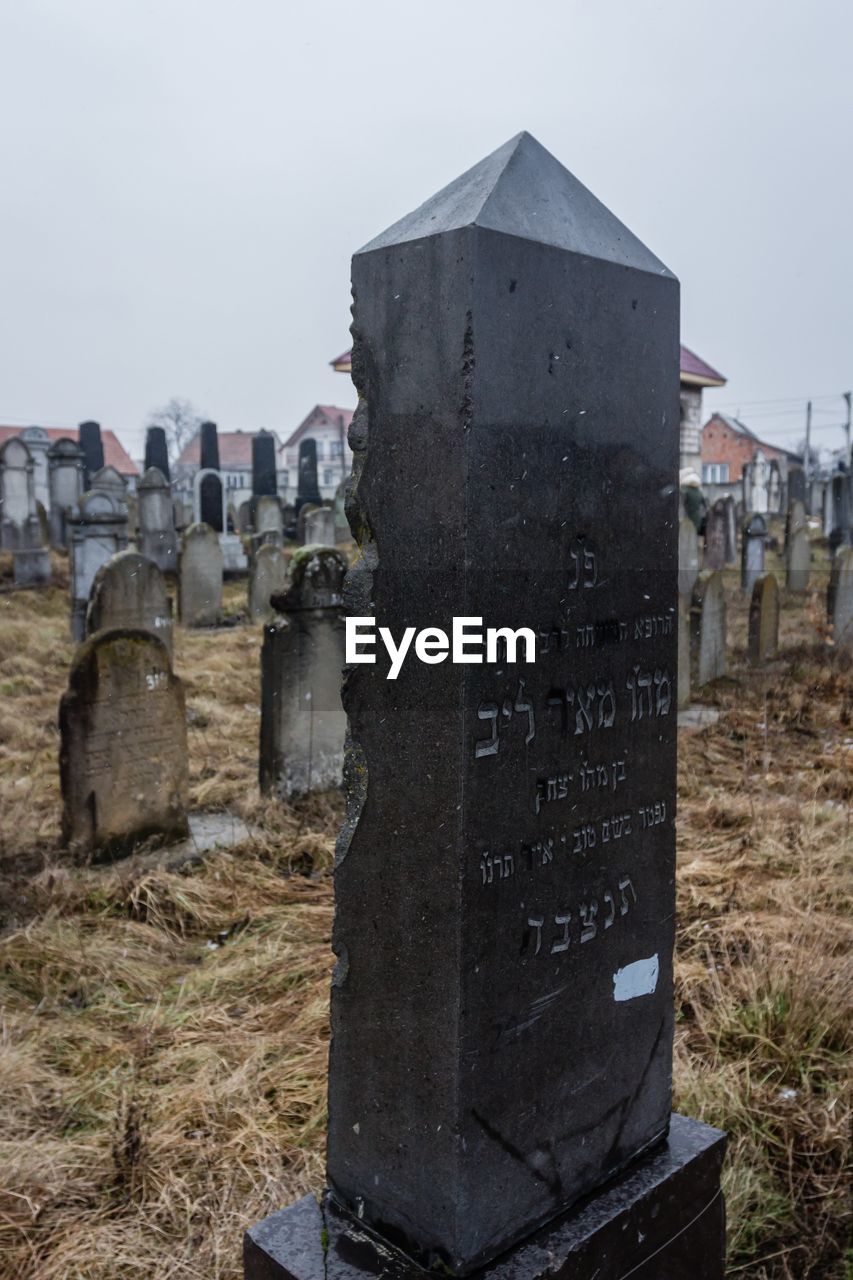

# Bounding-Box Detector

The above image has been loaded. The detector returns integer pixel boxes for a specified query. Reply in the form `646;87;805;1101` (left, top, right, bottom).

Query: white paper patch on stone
613;954;659;1002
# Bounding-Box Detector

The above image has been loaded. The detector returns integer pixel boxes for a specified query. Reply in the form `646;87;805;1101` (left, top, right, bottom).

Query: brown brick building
701;413;801;488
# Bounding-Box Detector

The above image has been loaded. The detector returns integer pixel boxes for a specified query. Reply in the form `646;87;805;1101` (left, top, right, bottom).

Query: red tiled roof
0;425;139;475
283;406;354;449
680;345;726;386
330;349;352;371
176;429;283;469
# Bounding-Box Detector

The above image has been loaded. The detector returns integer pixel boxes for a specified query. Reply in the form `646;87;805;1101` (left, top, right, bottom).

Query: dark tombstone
295;439;321;512
741;513;766;591
828;546;853;652
244;134;725;1279
723;495;737;565
144;426;171;481
259;547;347;796
199;420;220;471
78;420;104;487
703;498;727;571
252;430;278;497
60;629;188;860
828;472;852;550
787;464;806;508
199;471;224;533
748;574;779;665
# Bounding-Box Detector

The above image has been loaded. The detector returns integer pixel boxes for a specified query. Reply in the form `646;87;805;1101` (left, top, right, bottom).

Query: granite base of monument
245;1116;725;1280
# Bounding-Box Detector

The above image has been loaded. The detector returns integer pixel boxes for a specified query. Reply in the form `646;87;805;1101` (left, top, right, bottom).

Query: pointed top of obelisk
358;131;673;277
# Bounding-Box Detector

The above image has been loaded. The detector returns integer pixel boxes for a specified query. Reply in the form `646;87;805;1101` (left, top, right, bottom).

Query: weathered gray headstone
13;547;52;587
137;466;178;574
786;526;811;593
255;495;283;537
678;516;700;598
47;437;84;547
60;629;188;859
787;464;806;507
89;465;128;516
677;597;691;710
0;437;40;550
828;546;853;652
785;498;806;551
68;489;130;640
741;513;766;591
703;498;727;571
296;501;319;544
748;574;779;665
768;460;782;513
691;571;726;686
20;426;51;509
303;505;335;546
178;523;223;627
86;550;173;654
743;449;769;514
248;542;289;621
259;547;346;798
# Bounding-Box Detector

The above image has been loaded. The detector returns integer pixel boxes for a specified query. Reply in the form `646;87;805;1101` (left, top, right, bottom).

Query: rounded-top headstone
249;541;289;621
59;628;188;859
86;549;172;653
178;522;223;627
691;570;727;686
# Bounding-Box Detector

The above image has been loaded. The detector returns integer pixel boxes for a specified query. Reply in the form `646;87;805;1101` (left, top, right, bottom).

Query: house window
702;463;729;484
323;468;334;487
329;439;343;457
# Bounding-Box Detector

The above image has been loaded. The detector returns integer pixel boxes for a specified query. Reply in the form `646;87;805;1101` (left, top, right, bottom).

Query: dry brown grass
0;561;850;1278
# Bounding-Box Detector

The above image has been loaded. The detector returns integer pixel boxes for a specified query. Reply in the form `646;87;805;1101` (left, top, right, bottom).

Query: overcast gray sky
1;0;850;459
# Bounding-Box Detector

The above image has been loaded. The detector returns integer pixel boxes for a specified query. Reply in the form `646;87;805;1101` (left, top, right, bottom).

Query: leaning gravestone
178;523;222;627
86;550;172;654
828;546;853;652
137;466;178;574
748;574;779;665
68;489;129;640
248;542;289;622
786;526;811;593
741;512;766;591
259;547;346;798
691;571;727;686
703;497;727;571
60;629;188;859
295;501;319;544
245;132;726;1279
303;505;335;546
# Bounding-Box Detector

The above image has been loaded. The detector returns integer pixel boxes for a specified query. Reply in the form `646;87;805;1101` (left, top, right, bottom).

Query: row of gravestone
679;516;853;710
700;501;815;594
60;539;349;860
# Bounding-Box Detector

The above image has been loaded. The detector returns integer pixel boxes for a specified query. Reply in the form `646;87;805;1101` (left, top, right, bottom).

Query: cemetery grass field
0;557;850;1279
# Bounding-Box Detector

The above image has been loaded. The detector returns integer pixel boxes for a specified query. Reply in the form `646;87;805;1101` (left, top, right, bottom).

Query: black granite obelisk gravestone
78;420;104;489
198;421;224;532
144;426;171;481
244;133;726;1280
252;430;278;497
295;439;321;513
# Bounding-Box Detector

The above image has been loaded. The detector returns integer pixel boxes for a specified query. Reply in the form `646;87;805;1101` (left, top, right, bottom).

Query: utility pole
804;400;812;482
844;392;851;469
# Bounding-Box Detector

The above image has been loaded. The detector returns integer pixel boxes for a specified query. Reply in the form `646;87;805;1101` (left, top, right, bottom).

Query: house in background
280;405;354;503
679;346;726;474
333;344;726;476
174;428;284;520
700;413;802;501
0;424;139;506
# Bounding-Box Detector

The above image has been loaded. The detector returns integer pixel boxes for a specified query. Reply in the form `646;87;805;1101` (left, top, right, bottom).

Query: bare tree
145;398;204;465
